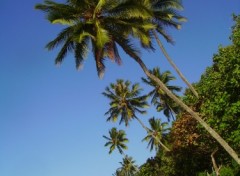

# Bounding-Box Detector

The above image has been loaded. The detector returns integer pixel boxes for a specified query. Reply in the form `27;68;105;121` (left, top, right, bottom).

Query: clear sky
0;1;239;176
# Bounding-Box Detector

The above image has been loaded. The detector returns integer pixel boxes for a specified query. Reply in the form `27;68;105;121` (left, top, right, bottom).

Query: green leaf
96;23;110;48
52;19;74;25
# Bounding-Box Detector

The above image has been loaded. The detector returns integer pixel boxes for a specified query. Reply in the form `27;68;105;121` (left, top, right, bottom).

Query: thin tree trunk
134;116;171;152
158;139;171;152
211;149;222;176
153;31;199;98
130;54;240;165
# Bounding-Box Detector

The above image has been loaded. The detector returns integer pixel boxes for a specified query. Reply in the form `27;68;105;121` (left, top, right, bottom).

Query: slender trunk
153;31;199;98
130;54;240;165
134;115;171;152
158;139;171;152
211;149;222;176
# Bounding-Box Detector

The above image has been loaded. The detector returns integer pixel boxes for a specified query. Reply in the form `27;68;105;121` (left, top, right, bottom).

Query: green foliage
196;15;240;153
142;67;182;121
103;127;128;155
136;150;175;176
169;14;240;175
36;0;185;77
103;79;149;126
136;157;161;176
219;166;235;176
197;166;237;176
118;155;139;176
230;14;240;46
110;14;240;175
35;0;152;77
142;117;170;151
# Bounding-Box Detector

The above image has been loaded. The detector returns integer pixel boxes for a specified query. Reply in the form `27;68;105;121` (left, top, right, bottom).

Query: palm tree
36;0;240;164
149;0;199;97
142;117;170;151
103;79;149;130
103;127;128;155
103;127;139;174
35;0;155;78
118;156;138;176
103;80;170;152
142;67;181;121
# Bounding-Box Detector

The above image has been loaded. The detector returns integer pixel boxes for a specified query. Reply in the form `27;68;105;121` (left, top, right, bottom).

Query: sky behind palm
0;1;240;176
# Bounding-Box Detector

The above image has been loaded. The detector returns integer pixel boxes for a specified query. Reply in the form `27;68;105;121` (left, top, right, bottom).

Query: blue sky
0;1;239;176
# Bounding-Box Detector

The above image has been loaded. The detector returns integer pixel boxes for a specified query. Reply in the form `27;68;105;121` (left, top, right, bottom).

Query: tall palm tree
149;0;199;97
103;79;149;130
142;67;181;121
36;0;240;164
142;117;170;151
118;155;138;176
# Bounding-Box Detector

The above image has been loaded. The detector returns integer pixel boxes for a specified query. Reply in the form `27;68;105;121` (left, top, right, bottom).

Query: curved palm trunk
134;115;171;152
157;139;171;152
153;31;199;98
129;53;240;165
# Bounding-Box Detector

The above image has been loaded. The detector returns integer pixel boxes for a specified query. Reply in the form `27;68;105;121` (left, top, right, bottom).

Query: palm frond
74;37;89;70
92;41;105;78
46;27;73;50
55;39;74;65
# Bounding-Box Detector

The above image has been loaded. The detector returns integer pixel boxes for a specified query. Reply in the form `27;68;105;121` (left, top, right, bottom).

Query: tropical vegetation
35;0;240;174
105;14;240;175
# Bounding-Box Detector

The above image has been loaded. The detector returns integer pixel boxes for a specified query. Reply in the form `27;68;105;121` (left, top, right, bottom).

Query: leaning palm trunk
134;115;171;152
126;51;240;165
157;140;170;152
153;31;199;98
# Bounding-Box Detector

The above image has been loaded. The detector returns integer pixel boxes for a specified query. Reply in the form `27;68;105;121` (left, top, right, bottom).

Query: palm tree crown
142;67;181;121
118;155;138;176
35;0;155;78
149;0;186;43
103;79;149;126
103;127;129;155
142;117;170;151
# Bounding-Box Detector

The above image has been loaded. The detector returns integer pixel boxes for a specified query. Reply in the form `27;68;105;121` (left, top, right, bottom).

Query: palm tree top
103;127;128;155
150;0;186;43
35;0;186;78
35;0;158;78
142;67;181;90
118;155;139;176
142;67;182;121
142;117;170;151
103;79;149;126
